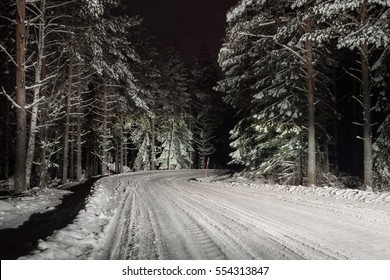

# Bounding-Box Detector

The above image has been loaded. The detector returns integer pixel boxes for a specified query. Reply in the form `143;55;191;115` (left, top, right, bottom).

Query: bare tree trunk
14;0;27;194
331;49;339;175
39;115;48;189
93;132;98;175
124;134;128;170
298;126;304;185
38;53;48;189
76;63;82;181
70;131;75;179
150;116;156;170
188;114;193;169
26;0;46;187
115;140;119;173
167;119;174;170
102;82;108;175
62;55;73;183
360;0;373;191
305;10;316;186
361;44;373;190
4;105;10;177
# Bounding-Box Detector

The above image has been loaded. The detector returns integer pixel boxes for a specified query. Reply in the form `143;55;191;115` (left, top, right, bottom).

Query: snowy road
94;170;390;260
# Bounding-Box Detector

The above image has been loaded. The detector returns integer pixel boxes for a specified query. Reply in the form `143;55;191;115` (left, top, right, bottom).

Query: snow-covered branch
26;96;45;110
0;87;20;109
0;44;17;67
238;32;306;63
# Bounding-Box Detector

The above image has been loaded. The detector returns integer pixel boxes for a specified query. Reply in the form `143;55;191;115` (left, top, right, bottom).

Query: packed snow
9;170;389;260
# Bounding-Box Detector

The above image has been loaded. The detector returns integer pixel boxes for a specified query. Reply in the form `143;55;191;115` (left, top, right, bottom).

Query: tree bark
39;107;48;189
360;0;373;191
26;0;46;187
102;82;108;175
119;114;124;173
305;10;316;186
167;119;174;170
76;63;82;181
331;47;339;175
70;130;75;179
124;133;128;170
115;140;119;173
150;116;156;170
38;58;48;189
4;105;10;177
14;0;27;194
188;114;193;169
62;55;73;183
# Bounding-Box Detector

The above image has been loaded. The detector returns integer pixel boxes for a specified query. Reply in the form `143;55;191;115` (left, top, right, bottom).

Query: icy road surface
94;170;390;260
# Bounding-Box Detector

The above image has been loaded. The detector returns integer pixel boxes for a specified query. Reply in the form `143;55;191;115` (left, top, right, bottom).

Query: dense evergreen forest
217;0;390;191
0;0;389;195
0;0;229;194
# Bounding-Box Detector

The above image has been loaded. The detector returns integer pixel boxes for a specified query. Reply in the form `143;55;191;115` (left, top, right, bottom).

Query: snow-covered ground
0;188;71;229
13;170;390;260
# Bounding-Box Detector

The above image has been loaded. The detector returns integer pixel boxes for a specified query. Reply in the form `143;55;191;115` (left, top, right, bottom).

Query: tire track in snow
98;170;390;259
177;180;390;259
166;182;342;259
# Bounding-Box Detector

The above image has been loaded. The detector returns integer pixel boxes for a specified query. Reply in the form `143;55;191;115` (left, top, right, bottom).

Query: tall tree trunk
150;116;156;170
26;0;46;188
361;45;373;189
331;48;339;175
70;130;75;179
93;132;98;175
305;10;316;186
119;114;124;173
39;116;48;189
76;63;82;181
360;0;373;191
188;113;193;169
4;105;10;177
14;0;27;194
102;82;108;175
298;122;304;185
167;119;174;170
115;140;119;173
38;59;48;189
62;55;73;183
124;133;128;170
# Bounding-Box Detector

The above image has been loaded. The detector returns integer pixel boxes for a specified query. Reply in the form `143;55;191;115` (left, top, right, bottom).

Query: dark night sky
128;0;237;65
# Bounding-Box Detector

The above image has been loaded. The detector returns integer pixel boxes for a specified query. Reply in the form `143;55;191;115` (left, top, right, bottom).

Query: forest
0;0;390;195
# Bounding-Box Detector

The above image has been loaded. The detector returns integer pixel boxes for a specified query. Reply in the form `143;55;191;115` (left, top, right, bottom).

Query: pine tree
314;0;390;190
156;47;193;170
131;115;153;171
217;0;335;184
191;46;222;169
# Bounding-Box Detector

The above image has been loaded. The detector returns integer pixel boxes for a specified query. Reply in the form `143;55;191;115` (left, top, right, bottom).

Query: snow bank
207;175;390;206
19;174;128;259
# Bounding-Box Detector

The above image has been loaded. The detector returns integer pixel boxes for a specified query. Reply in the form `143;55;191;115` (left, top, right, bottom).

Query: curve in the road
96;170;390;260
